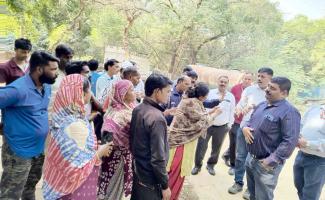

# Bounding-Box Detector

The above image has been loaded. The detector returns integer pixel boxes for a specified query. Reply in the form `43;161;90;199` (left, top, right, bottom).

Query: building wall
190;65;244;87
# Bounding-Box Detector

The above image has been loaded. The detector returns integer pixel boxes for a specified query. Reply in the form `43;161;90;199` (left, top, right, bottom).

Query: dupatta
101;80;135;147
42;74;99;200
168;97;213;148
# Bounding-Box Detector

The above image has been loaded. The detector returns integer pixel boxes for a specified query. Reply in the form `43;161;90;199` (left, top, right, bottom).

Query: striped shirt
247;99;301;166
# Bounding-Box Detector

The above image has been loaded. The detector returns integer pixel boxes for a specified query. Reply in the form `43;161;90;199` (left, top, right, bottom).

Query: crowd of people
0;38;324;200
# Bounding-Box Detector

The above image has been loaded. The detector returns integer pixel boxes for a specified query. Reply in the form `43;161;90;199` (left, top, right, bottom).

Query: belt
251;154;266;160
212;123;228;127
137;180;161;190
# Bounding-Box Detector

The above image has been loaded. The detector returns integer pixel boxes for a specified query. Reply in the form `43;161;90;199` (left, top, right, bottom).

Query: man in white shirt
228;67;273;199
48;44;74;115
96;59;120;104
294;102;325;200
192;75;236;176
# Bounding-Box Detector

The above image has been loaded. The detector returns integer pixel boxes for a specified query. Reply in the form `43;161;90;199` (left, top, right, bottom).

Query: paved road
0;137;324;200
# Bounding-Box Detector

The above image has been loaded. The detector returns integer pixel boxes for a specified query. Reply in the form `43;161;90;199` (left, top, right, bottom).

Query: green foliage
2;0;324;103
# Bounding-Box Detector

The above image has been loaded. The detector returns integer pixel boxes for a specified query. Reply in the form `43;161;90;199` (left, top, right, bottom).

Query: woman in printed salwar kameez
167;82;222;200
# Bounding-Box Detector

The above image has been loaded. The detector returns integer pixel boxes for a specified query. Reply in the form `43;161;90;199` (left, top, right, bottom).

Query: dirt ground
0;137;324;200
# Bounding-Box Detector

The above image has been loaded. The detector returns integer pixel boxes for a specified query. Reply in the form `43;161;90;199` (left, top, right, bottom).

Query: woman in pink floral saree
97;80;136;200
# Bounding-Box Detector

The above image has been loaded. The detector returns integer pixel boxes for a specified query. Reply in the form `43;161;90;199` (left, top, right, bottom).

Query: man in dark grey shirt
243;77;301;200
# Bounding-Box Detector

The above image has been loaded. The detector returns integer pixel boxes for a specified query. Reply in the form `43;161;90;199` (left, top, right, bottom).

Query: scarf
102;80;135;147
168;98;213;148
42;74;98;200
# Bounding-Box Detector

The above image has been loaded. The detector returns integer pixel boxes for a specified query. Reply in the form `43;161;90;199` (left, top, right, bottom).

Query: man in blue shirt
0;51;59;200
165;75;191;125
294;103;325;200
96;59;120;104
243;77;301;200
88;59;101;96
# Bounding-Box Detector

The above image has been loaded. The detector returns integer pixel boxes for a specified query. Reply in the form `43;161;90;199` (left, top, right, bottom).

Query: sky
271;0;325;20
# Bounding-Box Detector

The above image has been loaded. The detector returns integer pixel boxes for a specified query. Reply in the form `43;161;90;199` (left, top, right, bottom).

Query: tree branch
197;0;204;9
196;32;226;52
161;0;180;19
92;0;108;5
68;0;88;30
132;34;169;70
227;0;250;4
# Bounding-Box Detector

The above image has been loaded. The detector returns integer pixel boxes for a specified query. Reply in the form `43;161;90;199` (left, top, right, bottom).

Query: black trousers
229;123;240;167
194;124;229;168
131;176;162;200
93;113;103;141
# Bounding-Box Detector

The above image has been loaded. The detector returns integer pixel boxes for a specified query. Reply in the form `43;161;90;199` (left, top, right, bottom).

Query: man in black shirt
130;73;173;200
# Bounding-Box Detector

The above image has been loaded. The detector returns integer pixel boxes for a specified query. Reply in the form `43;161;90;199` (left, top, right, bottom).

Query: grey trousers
194;124;229;168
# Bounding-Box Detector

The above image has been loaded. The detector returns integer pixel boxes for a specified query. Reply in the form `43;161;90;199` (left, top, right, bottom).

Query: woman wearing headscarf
167;82;222;200
97;79;136;200
42;74;112;200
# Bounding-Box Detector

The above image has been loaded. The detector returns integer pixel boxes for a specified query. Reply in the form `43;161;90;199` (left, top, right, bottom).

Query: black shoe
191;166;201;175
222;155;231;167
206;165;216;176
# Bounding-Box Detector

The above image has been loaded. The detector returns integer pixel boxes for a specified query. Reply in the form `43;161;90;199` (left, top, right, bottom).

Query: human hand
297;137;308;148
243;127;254;144
162;187;171;200
260;160;274;171
235;107;242;117
212;106;222;115
242;104;254;115
164;107;179;116
97;142;113;158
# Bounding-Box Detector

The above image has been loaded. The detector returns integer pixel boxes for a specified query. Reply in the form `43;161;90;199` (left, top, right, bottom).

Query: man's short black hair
14;38;32;51
104;59;119;71
55;44;74;58
183;66;193;73
122;67;139;79
65;61;88;75
29;51;59;72
176;75;189;84
88;59;99;71
271;76;291;95
185;70;198;79
145;73;173;96
258;67;273;76
187;82;209;98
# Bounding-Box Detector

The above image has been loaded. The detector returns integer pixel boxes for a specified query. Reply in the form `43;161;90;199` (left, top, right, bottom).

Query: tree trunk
169;49;178;75
123;24;131;59
189;48;198;64
123;11;140;59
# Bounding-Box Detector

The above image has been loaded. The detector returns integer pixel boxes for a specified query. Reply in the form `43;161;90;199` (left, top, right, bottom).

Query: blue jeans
234;127;248;186
245;153;283;200
294;151;325;200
